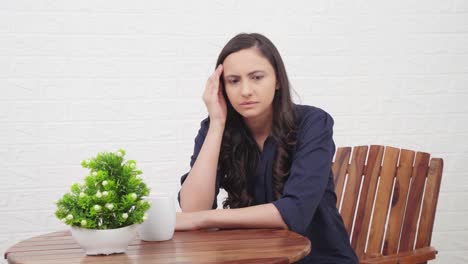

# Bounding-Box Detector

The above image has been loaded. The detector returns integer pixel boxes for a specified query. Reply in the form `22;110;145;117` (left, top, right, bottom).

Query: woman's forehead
223;48;273;75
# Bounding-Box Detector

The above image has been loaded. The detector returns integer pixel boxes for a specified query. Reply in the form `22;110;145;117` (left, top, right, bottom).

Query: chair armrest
359;246;437;264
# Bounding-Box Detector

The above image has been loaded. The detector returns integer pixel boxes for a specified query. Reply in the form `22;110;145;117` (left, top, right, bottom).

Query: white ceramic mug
138;193;176;241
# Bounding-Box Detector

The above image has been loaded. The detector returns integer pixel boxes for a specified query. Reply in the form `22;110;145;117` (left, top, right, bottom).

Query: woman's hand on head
202;64;227;126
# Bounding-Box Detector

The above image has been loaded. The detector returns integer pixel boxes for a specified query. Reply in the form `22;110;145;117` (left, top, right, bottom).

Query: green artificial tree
55;149;151;230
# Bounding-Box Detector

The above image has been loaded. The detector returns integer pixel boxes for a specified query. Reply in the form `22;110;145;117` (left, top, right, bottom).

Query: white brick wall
1;0;467;263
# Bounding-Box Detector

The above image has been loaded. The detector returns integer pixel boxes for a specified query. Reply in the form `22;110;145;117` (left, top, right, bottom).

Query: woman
177;33;358;263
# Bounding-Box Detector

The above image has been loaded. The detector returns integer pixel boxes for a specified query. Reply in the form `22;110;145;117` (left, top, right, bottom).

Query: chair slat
340;146;368;235
382;149;415;255
332;147;352;210
352;145;384;258
366;146;400;256
333;145;442;263
399;152;431;252
416;158;443;249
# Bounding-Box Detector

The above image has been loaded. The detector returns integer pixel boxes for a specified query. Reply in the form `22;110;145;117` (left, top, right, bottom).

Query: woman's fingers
214;65;223;93
208;64;223;95
212;64;223;84
202;64;227;124
215;64;223;77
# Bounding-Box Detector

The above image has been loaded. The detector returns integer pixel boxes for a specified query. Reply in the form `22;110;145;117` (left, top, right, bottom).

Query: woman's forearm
179;122;225;212
195;203;288;230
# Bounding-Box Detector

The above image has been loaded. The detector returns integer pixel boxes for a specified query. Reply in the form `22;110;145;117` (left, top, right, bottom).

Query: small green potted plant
55;149;151;255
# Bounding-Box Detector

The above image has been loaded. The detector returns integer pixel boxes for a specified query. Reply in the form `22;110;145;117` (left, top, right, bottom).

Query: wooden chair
332;145;443;264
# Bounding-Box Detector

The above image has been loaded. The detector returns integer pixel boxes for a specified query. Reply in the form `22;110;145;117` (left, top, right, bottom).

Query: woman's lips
240;102;258;107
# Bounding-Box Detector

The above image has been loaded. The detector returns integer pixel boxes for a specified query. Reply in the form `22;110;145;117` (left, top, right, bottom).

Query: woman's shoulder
191;116;211;142
200;116;210;128
293;104;334;127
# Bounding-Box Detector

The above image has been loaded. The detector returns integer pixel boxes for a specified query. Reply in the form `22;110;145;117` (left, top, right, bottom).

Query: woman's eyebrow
224;70;265;78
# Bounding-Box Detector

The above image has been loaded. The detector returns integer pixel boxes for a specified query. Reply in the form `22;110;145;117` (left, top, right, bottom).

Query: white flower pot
71;224;138;255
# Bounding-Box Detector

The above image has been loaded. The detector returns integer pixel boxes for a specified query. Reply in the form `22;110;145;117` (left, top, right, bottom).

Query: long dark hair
214;33;297;209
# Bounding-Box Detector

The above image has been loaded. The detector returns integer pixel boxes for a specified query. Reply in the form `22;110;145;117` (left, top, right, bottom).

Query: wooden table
4;228;310;263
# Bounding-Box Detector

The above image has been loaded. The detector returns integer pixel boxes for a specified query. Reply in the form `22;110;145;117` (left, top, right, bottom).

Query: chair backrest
331;145;443;260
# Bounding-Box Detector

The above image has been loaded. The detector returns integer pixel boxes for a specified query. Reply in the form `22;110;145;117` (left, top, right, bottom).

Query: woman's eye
228;79;239;84
253;75;264;81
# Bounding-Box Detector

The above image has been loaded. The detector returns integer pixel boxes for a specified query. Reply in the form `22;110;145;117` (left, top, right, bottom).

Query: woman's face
222;47;278;120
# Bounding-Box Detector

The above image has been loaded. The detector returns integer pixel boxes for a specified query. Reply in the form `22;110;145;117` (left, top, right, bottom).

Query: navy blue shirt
178;104;358;263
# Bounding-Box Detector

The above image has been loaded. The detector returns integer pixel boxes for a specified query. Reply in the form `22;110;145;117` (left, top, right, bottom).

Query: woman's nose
240;81;253;96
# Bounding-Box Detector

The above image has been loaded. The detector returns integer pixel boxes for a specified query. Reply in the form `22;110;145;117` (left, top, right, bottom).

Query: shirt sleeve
177;117;221;210
272;109;336;235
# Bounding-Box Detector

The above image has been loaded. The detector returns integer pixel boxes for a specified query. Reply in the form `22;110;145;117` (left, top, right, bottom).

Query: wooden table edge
4;228;311;264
